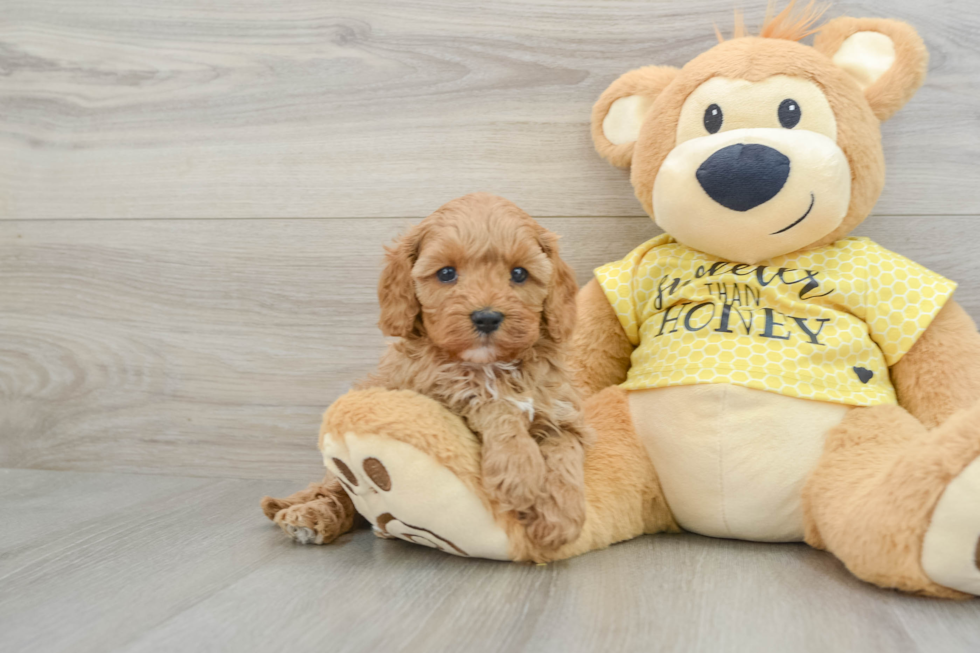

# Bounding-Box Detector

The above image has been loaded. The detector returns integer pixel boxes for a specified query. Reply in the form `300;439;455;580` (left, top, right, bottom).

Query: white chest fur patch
629;384;850;542
507;397;535;421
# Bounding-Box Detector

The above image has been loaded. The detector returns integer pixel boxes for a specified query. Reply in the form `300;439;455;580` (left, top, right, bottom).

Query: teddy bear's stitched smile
771;192;816;235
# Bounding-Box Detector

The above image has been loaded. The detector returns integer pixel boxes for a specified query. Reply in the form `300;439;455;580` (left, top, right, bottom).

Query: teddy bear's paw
372;525;397;540
921;455;980;595
321;430;513;560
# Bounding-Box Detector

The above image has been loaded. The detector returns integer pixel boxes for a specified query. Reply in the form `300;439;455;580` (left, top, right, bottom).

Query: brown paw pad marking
376;512;468;556
363;457;391;491
332;458;358;486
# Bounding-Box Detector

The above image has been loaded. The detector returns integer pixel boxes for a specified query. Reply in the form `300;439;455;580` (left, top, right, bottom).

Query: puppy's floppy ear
592;65;679;168
378;223;425;338
814;17;928;122
538;229;579;343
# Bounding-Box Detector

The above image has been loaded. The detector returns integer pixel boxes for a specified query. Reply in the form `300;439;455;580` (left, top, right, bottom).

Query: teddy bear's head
592;4;928;264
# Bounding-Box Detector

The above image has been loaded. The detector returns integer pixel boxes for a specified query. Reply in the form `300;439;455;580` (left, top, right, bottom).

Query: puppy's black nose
471;310;504;334
696;143;790;212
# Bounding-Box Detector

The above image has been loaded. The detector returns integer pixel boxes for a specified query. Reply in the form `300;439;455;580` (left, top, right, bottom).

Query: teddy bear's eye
436;267;457;283
703;104;723;134
778;99;801;128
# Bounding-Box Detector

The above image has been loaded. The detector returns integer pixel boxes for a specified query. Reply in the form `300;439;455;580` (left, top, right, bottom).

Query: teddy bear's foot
804;403;980;598
322;431;513;559
320;388;514;560
922;455;980;595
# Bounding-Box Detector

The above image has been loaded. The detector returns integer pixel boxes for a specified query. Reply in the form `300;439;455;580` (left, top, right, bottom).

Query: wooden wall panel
2;215;976;479
1;0;979;219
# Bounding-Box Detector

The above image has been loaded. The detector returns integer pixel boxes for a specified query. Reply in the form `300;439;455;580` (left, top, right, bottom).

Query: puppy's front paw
481;437;546;513
522;483;587;551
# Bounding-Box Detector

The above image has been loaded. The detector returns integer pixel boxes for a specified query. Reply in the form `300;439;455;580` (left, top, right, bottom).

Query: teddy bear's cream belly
628;384;851;542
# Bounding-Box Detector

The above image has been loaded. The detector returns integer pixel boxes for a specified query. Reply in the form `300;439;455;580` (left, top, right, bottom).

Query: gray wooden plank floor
2;468;979;653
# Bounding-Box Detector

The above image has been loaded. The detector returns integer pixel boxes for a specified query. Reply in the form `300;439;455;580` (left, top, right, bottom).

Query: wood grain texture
1;468;978;653
2;0;979;219
0;216;657;479
2;215;978;480
0;469;299;653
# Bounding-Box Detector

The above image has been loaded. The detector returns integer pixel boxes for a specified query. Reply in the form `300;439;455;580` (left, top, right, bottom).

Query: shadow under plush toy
265;4;980;598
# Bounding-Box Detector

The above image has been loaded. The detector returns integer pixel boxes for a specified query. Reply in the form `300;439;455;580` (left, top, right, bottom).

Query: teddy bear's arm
891;299;980;429
569;279;634;397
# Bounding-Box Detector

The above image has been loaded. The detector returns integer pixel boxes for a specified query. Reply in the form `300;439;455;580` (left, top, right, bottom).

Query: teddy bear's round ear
813;17;928;122
592;65;679;168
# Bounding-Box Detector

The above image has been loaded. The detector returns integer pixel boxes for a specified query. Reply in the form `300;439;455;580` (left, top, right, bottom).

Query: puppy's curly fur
263;193;592;551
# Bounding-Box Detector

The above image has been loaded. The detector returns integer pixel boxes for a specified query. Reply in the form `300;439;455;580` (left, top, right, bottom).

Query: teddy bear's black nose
696;144;791;212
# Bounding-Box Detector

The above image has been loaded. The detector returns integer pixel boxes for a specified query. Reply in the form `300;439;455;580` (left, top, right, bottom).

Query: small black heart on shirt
853;367;874;384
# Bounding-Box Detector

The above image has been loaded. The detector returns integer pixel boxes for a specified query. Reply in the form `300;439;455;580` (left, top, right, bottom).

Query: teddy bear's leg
540;386;679;561
310;385;675;562
802;402;980;598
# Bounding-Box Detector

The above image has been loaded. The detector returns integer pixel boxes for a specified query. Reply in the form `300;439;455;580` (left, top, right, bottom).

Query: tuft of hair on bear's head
714;0;830;44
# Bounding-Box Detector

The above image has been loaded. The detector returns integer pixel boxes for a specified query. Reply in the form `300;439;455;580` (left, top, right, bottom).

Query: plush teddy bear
269;5;980;598
571;5;980;598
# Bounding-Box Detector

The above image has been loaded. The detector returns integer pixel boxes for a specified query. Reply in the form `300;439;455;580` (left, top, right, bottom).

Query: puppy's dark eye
436;267;457;283
511;267;529;284
778;99;801;128
704;104;723;134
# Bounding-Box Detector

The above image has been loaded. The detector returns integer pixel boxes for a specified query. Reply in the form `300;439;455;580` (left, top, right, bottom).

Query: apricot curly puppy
263;193;592;551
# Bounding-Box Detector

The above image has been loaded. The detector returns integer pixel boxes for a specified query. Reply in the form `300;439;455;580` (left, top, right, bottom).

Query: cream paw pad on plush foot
320;430;512;560
922;456;980;595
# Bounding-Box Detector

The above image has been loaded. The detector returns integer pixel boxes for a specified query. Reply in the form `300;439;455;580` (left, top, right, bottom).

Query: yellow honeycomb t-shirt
595;235;956;406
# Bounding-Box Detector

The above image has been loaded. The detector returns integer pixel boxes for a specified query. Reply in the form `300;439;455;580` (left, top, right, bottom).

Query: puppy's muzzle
471;310;504;334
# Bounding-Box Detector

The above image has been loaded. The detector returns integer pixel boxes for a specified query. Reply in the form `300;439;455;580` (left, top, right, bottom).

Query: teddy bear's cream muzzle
652;127;852;264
